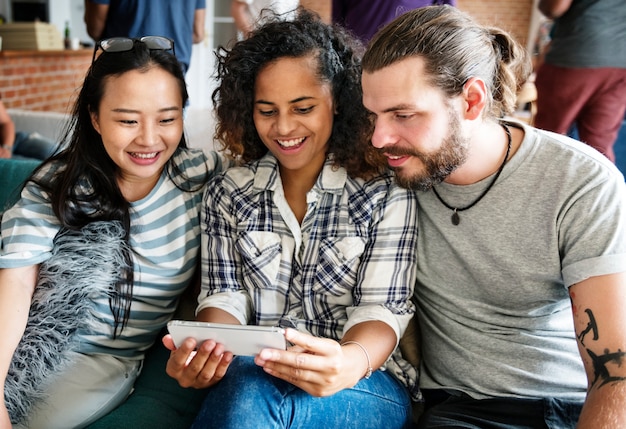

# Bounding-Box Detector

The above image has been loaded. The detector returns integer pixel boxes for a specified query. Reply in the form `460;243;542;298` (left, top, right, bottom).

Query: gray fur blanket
4;221;130;424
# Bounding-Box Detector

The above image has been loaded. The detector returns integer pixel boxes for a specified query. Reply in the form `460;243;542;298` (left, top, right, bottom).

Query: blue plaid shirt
198;153;420;398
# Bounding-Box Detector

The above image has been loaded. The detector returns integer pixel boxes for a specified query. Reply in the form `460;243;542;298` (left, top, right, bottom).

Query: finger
162;334;176;351
196;350;234;387
257;347;341;387
283;328;340;356
260;354;340;397
167;339;216;388
167;337;198;371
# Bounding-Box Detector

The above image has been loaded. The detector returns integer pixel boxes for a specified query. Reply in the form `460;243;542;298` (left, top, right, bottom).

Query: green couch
0;158;40;213
0;158;208;429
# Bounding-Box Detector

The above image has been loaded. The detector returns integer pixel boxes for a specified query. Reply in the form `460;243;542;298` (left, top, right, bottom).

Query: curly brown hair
212;8;386;179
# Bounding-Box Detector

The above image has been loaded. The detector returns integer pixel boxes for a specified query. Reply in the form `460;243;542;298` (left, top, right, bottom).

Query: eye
120;119;137;125
395;113;415;120
160;117;175;124
258;109;276;117
295;106;314;114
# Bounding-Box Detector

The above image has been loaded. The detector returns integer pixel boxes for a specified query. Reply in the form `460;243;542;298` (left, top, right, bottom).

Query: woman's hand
162;334;234;389
253;328;368;397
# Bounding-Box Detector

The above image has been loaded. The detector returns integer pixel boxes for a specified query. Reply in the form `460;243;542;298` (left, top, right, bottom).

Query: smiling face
253;55;335;183
90;66;184;200
362;56;469;191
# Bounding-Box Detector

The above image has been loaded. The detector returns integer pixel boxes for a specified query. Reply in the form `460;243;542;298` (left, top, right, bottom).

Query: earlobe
462;77;486;120
89;110;101;134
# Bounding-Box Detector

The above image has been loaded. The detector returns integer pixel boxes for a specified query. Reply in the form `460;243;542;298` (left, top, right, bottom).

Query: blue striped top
0;148;226;359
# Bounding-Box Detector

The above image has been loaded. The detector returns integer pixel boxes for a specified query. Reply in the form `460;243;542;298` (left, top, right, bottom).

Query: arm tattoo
580;308;626;388
577;308;598;346
587;348;626;388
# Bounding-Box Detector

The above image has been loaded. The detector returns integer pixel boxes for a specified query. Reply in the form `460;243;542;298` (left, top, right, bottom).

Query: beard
389;111;468;191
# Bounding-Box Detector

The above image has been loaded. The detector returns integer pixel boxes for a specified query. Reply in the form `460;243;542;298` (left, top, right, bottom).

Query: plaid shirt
199;154;420;398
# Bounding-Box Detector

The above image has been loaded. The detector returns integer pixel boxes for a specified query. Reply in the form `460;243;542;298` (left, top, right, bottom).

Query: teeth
277;137;305;148
131;152;158;159
388;155;403;160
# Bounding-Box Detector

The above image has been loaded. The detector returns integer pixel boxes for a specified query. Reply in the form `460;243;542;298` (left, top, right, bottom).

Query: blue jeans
13;131;57;161
417;390;583;429
191;356;412;429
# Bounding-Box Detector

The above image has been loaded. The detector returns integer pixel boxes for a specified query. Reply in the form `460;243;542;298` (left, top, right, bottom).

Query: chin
393;167;446;192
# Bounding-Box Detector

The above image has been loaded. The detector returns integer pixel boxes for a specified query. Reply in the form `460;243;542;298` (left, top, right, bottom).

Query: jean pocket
543;397;583;429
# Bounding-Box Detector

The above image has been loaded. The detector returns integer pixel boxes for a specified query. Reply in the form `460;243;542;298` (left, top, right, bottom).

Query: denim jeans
13;131;58;161
191;356;412;429
417;390;583;429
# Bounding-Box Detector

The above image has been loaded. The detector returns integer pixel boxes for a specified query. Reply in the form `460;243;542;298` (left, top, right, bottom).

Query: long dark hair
30;41;198;336
212;8;386;179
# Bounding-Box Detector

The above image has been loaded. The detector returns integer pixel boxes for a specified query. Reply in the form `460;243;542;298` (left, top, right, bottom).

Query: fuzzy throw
4;221;130;424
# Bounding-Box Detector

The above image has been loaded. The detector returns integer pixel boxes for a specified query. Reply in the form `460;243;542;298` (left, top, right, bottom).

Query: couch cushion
85;338;208;429
0;158;40;213
7;109;69;143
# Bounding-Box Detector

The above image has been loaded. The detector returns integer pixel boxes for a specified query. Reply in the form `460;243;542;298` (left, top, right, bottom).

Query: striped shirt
198;153;420;399
0;148;226;359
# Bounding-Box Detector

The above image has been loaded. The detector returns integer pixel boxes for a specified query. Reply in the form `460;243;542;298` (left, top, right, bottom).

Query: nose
370;117;397;149
136;122;159;146
275;113;297;136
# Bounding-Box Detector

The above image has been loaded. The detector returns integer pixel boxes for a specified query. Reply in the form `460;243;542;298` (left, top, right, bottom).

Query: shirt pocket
236;231;282;291
314;236;366;296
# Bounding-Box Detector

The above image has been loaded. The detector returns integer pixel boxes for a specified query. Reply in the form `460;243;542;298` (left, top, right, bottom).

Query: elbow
193;31;205;44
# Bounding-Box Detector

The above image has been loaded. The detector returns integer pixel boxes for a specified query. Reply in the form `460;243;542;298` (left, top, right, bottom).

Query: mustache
381;146;419;158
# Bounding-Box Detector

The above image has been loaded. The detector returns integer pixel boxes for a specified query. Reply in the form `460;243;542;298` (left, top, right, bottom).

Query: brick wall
0;1;535;115
458;0;534;47
303;0;535;47
0;49;91;113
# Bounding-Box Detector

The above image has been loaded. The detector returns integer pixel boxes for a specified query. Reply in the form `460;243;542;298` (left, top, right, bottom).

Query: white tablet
167;320;287;356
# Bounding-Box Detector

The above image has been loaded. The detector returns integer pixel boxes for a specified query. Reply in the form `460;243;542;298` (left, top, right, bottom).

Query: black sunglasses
91;36;175;64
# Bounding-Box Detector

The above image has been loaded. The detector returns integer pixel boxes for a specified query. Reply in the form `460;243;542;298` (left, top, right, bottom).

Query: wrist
340;340;373;379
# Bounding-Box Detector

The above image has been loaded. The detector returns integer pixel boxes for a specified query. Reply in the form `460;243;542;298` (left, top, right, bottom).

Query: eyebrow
381;103;417;113
255;96;315;105
111;106;181;113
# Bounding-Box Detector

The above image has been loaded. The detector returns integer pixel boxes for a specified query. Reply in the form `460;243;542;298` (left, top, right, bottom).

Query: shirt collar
252;153;347;195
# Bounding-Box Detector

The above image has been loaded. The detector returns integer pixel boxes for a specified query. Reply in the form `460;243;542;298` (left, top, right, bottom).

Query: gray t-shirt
545;0;626;68
416;121;626;401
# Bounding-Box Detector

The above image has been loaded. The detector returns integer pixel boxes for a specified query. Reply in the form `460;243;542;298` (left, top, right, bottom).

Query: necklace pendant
451;210;460;225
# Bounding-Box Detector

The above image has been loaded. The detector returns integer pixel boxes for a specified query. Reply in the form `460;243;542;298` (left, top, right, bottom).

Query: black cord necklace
432;123;512;226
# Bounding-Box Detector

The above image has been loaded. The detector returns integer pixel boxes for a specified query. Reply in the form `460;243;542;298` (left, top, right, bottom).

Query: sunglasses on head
91;36;175;64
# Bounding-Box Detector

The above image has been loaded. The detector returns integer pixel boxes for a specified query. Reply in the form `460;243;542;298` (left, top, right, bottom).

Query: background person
84;0;206;75
0;99;57;161
231;0;299;38
534;0;626;162
361;5;626;428
164;10;420;429
0;37;225;428
332;0;456;43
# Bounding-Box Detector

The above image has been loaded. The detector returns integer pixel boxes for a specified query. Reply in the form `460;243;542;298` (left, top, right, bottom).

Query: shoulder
515;122;625;209
172;148;229;175
345;170;417;209
211;158;263;192
530;125;621;181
